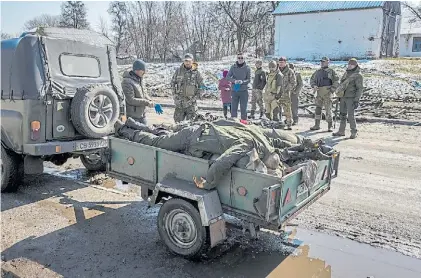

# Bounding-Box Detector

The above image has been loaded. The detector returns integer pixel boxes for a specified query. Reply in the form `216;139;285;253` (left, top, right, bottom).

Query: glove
233;83;241;92
353;102;359;109
275;94;281;100
154;104;164;115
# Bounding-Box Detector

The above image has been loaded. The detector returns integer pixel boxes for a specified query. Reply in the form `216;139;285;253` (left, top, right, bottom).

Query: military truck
1;27;125;192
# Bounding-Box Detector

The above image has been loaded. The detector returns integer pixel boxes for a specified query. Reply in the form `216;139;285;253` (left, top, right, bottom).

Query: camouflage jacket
310;67;339;91
171;64;204;103
293;72;303;95
265;70;283;96
279;65;297;95
338;66;363;101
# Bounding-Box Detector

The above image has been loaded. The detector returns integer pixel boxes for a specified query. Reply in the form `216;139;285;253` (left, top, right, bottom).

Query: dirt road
2;174;421;278
1;109;420;277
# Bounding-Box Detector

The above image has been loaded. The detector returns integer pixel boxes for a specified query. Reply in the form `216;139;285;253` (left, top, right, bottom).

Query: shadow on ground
1;177;331;278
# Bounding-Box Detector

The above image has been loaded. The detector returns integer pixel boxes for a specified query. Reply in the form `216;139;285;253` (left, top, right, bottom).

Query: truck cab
1;27;126;192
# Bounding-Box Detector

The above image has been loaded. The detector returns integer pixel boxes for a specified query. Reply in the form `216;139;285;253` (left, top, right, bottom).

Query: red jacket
218;78;232;103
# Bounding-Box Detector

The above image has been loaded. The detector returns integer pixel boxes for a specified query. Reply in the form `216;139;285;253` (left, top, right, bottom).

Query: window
413;37;421;52
60;54;100;77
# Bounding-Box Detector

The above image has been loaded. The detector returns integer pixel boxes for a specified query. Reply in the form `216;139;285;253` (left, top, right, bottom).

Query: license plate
75;139;108;151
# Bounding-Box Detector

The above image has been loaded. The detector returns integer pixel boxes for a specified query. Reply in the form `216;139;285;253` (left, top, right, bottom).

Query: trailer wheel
157;198;208;259
80;153;106;171
1;146;23;192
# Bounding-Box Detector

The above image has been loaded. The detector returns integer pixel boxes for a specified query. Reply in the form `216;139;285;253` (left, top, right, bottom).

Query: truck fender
1;109;23;153
150;177;227;248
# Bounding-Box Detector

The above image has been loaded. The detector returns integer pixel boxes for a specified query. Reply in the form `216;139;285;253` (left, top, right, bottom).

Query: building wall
274;8;384;60
399;33;421;57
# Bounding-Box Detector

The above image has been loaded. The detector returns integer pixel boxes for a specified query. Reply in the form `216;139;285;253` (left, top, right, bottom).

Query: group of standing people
120;52;363;139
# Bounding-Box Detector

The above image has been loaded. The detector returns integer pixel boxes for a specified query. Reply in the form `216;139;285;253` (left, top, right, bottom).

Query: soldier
309;56;339;132
250;60;266;119
289;63;303;125
333;58;363;139
121;59;155;124
263;61;283;121
171;53;204;123
277;57;296;130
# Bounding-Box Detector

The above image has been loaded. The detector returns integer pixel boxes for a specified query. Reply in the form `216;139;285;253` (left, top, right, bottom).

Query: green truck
106;136;340;259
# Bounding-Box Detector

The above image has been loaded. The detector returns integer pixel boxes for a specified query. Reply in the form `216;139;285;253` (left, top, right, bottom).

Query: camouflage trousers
315;86;332;122
173;97;198;123
251;89;264;112
263;92;278;119
278;94;292;126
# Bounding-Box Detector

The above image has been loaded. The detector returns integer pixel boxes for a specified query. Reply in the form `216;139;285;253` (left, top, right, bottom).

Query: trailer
106;136;340;259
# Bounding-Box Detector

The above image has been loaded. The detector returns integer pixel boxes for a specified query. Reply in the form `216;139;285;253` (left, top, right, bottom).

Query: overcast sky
1;1;420;36
1;1;111;35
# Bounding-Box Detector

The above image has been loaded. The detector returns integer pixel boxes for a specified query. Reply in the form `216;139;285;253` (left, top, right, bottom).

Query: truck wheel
71;85;120;138
157;198;209;259
80;153;106;171
1;146;23;192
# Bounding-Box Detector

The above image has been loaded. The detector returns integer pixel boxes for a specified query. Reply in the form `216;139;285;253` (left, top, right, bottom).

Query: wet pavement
2;172;421;278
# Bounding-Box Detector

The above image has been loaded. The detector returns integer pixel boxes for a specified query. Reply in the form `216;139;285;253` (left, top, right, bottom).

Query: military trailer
106;136;340;259
1;28;125;192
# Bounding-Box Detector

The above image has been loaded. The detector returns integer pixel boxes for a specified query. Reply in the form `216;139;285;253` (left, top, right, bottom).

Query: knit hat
222;70;229;78
133;59;146;71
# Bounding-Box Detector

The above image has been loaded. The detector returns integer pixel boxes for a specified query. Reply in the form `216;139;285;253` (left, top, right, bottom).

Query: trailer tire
1;146;23;192
80;153;106;171
157;198;208;259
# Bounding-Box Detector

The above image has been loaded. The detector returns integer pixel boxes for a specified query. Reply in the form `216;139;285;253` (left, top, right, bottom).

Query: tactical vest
174;67;199;97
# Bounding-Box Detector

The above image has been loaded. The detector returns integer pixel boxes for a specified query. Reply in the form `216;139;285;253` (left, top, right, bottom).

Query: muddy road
1;109;421;277
2;174;421;278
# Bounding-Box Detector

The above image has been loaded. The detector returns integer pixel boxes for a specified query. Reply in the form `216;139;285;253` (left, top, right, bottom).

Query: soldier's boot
350;130;358;139
265;113;271;120
260;111;265;119
332;120;346;136
272;107;280;121
248;110;255;119
310;119;321;130
327;121;333;132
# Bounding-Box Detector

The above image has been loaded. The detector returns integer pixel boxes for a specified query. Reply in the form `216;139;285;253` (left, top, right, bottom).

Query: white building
400;27;421;57
273;1;401;60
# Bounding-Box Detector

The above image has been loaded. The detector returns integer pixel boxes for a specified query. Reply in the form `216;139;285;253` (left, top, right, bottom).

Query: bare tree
24;14;60;30
403;2;421;23
97;16;110;39
1;33;13;40
108;1;128;55
60;1;90;29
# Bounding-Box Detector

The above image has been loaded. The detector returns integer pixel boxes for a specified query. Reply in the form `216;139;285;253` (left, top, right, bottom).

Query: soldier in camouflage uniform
289;63;303;125
309;56;339;132
333;58;363;139
250;60;266;119
277;57;296;130
264;61;283;121
171;53;204;123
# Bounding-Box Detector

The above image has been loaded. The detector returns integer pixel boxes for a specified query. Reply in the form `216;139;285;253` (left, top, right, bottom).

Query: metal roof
273;1;386;15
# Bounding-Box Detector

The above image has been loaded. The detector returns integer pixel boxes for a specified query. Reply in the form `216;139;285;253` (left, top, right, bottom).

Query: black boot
248;110;255;119
327;121;333;132
273;107;280;121
310;119;321;130
260;111;264;119
265;113;271;120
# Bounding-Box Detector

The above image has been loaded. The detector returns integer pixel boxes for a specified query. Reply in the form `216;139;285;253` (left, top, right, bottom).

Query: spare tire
71;85;120;138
